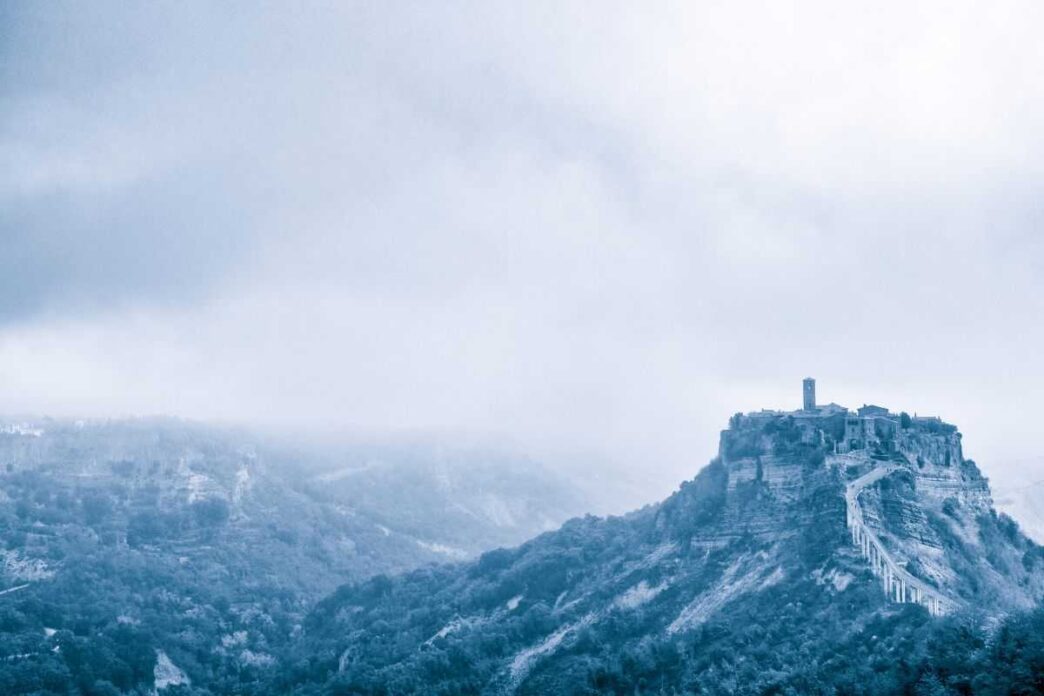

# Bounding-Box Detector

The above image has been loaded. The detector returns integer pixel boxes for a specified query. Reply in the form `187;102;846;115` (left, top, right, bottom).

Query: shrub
191;497;230;528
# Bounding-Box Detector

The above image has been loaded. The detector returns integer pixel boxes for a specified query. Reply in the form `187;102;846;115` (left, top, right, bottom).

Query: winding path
845;465;952;616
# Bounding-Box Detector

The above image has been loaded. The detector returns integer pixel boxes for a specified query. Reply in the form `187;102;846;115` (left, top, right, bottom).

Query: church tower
803;377;816;411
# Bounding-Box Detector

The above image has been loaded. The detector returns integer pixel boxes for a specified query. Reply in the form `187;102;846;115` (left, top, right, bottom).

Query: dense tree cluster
0;467;300;695
262;567;1044;695
0;421;589;694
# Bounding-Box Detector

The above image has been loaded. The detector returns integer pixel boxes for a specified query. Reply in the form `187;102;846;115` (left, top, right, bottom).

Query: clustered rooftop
737;378;952;455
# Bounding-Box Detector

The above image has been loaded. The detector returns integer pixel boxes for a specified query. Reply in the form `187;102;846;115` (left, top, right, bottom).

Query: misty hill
0;419;589;694
296;441;595;559
993;463;1044;545
276;402;1044;694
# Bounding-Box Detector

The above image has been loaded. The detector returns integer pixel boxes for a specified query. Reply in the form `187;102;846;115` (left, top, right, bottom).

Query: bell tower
803;377;816;411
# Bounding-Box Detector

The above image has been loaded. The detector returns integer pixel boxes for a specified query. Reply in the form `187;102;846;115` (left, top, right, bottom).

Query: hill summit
278;380;1044;694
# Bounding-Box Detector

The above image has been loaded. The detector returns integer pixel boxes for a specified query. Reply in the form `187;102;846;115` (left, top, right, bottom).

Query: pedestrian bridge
845;465;952;616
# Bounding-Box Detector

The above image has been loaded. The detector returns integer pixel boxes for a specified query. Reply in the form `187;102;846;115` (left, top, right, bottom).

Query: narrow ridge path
845;465;952;616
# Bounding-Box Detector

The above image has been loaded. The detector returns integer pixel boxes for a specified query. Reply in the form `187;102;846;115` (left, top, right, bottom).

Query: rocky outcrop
720;407;1043;614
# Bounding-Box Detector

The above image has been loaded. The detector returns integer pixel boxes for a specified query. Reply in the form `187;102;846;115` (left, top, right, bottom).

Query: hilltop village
728;377;958;457
714;378;1028;619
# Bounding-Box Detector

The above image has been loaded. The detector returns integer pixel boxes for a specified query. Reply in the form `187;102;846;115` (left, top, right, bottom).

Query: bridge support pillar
847;466;950;618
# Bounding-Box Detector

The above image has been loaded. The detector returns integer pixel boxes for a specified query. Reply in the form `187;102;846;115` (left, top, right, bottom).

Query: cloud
2;2;1043;503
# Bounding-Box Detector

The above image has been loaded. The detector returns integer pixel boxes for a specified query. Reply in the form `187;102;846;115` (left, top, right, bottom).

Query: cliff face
719;409;1041;613
280;405;1043;694
715;414;843;545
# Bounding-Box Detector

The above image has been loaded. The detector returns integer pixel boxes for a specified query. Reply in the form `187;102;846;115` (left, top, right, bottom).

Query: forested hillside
266;410;1044;695
1;411;1041;694
0;419;587;694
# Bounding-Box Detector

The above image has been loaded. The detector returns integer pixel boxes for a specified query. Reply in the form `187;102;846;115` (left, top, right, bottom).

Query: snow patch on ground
639;542;679;569
154;650;190;691
611;542;680;582
0;549;54;581
425;614;488;644
415;540;470;560
337;647;354;672
667;552;776;634
239;649;275;667
510;613;595;684
811;567;854;592
759;566;786;590
614;580;668;610
429;617;467;642
831;572;853;592
221;631;248;648
552;597;583;615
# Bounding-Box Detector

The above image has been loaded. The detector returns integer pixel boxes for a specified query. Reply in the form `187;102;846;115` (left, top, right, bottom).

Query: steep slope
279;406;1044;695
0;419;589;695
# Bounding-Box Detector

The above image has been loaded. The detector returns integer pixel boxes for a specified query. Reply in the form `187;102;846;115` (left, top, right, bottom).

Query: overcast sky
2;1;1043;504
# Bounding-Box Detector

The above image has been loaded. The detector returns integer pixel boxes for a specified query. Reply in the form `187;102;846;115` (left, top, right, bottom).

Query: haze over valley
3;2;1044;694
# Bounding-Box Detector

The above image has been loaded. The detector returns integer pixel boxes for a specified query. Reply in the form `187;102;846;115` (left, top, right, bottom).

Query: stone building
803;377;816;411
857;404;889;417
728;380;938;455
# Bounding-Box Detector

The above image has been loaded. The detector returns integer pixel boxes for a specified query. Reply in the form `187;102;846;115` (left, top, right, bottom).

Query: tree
82;493;114;526
128;511;167;546
191;497;230;528
88;679;122;696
